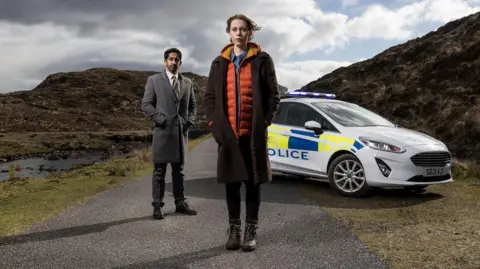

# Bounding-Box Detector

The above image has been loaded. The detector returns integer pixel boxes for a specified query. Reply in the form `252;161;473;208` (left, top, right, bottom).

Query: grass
0;131;152;158
0;133;211;238
302;161;480;269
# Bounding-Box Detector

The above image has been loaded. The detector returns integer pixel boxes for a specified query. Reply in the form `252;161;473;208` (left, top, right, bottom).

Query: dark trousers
225;135;261;224
152;162;186;208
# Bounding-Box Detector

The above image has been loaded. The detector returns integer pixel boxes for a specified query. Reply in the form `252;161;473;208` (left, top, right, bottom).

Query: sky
0;0;479;93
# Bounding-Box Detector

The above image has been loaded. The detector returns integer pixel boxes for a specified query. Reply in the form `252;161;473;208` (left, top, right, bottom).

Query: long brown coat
203;46;280;185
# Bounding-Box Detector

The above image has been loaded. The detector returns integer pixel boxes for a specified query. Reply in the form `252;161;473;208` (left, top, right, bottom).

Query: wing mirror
304;121;323;135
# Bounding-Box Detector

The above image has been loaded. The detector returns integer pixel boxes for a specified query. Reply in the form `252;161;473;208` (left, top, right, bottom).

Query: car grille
410;151;451;167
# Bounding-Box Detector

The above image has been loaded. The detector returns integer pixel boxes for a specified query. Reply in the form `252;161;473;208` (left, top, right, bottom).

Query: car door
267;102;289;169
272;102;329;176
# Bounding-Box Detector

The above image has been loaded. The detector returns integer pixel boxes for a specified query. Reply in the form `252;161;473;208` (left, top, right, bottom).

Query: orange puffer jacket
220;42;260;138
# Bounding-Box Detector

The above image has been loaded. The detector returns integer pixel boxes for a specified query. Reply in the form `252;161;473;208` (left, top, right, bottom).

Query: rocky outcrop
0;68;286;133
1;68;197;132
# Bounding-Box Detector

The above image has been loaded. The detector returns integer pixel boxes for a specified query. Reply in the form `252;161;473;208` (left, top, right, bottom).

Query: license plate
423;167;446;177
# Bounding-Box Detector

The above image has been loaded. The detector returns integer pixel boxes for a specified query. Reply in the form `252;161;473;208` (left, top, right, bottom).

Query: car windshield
312;101;396;127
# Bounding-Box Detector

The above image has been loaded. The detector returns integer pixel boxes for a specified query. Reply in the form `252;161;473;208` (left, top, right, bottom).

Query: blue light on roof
286;91;336;98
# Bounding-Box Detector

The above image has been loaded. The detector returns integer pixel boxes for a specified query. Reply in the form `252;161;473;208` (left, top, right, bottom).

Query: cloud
0;20;189;92
347;0;480;40
276;60;352;90
0;0;479;93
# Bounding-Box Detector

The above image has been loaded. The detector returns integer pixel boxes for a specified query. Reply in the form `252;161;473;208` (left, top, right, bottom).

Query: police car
268;91;453;197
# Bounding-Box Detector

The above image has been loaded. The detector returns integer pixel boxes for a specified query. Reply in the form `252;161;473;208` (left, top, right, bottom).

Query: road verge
0;133;212;238
303;161;480;269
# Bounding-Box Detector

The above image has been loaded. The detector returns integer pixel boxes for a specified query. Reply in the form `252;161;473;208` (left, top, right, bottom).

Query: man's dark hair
164;48;182;60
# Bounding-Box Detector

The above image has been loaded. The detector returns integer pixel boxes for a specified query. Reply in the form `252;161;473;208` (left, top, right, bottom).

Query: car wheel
328;153;371;197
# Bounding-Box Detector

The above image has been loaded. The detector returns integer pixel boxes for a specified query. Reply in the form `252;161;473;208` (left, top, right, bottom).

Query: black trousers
225;135;261;224
152;162;186;208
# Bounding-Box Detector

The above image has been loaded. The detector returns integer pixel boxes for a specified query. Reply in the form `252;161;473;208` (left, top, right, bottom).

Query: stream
0;146;148;182
0;127;210;182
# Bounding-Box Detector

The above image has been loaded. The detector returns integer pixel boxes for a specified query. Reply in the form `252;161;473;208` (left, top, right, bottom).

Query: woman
203;14;280;252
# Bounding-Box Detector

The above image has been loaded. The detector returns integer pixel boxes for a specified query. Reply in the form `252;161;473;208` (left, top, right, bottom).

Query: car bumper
357;145;454;187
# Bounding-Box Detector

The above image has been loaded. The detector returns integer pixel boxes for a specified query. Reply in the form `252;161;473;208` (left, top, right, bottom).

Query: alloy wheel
333;159;366;193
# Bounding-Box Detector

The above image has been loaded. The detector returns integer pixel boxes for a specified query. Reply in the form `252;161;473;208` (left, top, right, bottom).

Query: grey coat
141;70;197;164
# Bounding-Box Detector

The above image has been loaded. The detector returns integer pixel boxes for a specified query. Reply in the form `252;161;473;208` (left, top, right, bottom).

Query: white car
268;91;453;197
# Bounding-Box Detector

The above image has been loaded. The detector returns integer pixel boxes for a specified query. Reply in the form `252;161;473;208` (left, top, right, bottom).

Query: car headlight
359;137;406;153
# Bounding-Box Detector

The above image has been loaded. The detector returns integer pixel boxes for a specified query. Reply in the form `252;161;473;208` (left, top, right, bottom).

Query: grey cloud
180;30;223;64
1;50;199;93
0;0;238;51
43;60;196;76
0;0;235;26
0;0;261;50
0;0;290;92
0;0;146;23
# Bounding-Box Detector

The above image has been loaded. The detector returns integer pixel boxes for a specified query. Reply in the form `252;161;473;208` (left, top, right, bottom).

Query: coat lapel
178;73;187;100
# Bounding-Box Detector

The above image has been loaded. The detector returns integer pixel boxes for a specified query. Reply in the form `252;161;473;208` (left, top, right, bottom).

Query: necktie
172;76;179;98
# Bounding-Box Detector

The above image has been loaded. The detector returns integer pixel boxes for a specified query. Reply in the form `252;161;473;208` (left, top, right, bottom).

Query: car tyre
328;153;371;197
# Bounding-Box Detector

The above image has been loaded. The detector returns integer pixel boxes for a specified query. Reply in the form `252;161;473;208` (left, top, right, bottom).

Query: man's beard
168;64;178;72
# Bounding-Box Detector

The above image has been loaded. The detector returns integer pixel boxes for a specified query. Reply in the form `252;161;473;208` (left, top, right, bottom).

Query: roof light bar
286;91;336;99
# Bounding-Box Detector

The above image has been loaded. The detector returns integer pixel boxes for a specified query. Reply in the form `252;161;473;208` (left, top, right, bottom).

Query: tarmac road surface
0;138;389;269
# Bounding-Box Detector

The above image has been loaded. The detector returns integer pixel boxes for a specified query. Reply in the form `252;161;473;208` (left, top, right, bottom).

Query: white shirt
166;69;179;88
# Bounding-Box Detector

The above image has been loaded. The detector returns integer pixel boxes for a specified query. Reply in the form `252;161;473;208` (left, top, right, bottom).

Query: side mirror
304;121;323;135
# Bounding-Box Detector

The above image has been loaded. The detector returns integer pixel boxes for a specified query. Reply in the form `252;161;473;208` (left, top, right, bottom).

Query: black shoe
153;207;164;219
242;222;258;251
226;221;242;250
175;201;198;215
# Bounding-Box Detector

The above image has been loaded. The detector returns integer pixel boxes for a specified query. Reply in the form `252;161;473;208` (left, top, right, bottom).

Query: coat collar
160;69;184;80
220;42;261;61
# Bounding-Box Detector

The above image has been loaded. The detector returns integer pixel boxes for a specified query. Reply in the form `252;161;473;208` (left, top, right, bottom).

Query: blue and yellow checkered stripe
268;126;364;153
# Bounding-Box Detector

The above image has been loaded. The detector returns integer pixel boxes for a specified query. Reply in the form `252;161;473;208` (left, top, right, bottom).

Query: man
141;47;198;219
